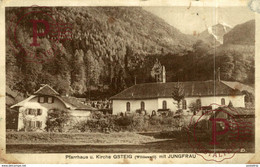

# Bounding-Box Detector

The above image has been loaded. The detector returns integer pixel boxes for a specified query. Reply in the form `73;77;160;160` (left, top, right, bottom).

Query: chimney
162;66;166;83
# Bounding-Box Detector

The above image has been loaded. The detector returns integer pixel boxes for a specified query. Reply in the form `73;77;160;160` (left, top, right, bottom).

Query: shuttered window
182;100;187;109
47;97;54;103
37;109;42;115
38;97;45;103
36;121;42;128
28;121;36;128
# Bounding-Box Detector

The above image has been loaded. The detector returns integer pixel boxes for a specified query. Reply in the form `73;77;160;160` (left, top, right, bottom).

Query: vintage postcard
0;0;259;164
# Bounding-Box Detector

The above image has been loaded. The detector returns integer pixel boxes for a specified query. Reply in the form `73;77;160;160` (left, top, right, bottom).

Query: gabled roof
11;95;96;111
11;84;96;111
221;81;254;95
34;84;59;96
216;106;254;116
10;95;37;108
110;80;243;100
60;96;96;110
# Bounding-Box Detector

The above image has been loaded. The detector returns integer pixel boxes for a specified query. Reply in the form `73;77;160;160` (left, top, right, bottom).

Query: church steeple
151;59;166;83
162;65;166;83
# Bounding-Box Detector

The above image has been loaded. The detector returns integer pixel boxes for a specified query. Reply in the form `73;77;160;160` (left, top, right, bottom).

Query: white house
110;62;253;116
11;84;96;131
110;80;247;116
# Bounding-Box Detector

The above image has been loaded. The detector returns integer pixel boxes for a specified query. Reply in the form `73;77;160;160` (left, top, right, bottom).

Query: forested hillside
6;7;255;101
6;7;196;99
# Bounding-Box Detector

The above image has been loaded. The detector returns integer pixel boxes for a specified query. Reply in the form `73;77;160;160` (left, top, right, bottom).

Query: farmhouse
110;65;251;116
10;84;96;131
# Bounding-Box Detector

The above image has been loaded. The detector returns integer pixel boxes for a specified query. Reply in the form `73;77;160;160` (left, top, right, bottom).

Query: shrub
115;116;132;127
45;109;71;132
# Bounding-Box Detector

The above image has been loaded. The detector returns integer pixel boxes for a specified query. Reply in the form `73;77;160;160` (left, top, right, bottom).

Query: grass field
6;131;255;153
6;131;164;145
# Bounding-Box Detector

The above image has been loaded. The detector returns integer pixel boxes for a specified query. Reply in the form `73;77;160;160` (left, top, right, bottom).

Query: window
196;99;201;108
47;97;54;103
182;100;187;109
27;109;32;115
38;96;45;103
36;121;42;128
141;101;145;110
37;109;42;115
126;102;130;112
27;109;42;116
38;96;54;103
221;98;225;105
28;109;36;115
28;121;36;128
162;101;167;109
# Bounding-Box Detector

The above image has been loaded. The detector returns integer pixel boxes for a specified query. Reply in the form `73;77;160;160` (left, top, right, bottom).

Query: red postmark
7;6;72;63
187;103;254;162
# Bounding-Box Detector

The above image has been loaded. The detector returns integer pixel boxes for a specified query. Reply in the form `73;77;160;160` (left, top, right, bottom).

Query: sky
144;6;255;34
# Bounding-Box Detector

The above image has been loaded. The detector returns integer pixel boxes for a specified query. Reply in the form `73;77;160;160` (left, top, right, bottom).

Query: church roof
110;80;244;100
34;84;59;96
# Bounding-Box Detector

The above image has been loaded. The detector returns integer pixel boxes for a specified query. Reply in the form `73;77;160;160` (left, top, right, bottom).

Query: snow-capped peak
219;22;232;33
219;22;232;28
207;26;223;44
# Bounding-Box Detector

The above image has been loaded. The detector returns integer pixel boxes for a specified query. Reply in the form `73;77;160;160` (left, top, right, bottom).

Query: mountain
223;19;255;45
157;20;255;85
5;7;255;102
6;7;196;98
199;23;232;45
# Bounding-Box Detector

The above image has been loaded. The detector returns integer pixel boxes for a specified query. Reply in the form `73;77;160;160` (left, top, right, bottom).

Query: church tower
151;59;166;83
162;66;166;83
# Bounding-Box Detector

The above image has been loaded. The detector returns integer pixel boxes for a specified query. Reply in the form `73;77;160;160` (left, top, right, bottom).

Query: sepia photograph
4;4;256;163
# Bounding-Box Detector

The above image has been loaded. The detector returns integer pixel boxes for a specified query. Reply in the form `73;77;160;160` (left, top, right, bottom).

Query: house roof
110;80;243;100
221;81;254;95
60;96;96;110
34;84;60;96
10;95;37;108
219;106;255;116
11;84;96;111
11;95;96;111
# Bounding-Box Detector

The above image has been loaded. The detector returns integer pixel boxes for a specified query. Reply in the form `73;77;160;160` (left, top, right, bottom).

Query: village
5;6;255;154
5;59;255;153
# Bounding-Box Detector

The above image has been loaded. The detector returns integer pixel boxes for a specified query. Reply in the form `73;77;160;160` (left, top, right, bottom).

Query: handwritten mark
248;0;260;13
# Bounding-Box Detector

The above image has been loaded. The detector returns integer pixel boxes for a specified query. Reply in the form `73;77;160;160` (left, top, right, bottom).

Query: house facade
11;84;96;131
110;81;246;116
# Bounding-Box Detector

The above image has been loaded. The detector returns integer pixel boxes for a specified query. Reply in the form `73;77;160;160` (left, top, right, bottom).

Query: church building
110;62;249;116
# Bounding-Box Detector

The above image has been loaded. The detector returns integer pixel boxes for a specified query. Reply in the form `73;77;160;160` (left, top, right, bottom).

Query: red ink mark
186;103;254;162
30;20;50;46
7;6;72;64
209;118;230;145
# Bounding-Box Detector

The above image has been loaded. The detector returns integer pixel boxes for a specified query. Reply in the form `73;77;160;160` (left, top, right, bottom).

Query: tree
45;109;71;132
172;82;185;110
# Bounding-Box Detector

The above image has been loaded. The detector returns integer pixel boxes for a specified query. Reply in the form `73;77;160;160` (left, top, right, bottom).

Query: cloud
248;0;260;13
